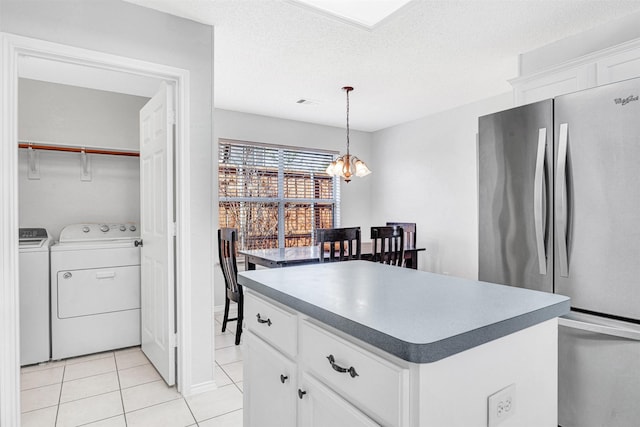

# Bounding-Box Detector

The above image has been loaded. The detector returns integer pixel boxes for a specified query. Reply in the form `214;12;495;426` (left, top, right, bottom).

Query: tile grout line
198;408;243;426
23;345;243;427
56;389;122;408
57;355;124;427
114;353;128;427
183;395;200;426
75;414;122;427
54;364;65;427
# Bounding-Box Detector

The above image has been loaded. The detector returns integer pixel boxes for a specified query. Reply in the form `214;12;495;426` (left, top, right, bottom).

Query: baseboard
187;379;219;396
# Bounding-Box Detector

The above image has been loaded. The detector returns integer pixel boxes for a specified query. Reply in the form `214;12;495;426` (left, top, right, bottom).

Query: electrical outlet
488;383;516;427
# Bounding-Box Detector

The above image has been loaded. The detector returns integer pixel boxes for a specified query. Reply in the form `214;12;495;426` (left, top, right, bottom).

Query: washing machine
19;228;52;366
50;223;141;360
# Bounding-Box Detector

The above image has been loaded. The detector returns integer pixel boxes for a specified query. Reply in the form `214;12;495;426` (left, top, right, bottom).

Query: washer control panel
19;228;48;241
59;223;140;243
19;228;50;247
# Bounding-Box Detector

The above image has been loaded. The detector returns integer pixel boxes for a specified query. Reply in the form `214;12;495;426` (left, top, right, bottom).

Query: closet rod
18;142;140;157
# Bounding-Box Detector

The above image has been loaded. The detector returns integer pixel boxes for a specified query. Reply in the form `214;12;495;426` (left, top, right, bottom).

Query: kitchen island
238;261;569;427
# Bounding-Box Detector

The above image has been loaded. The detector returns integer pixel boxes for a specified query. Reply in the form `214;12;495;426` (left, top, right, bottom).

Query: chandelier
326;86;371;183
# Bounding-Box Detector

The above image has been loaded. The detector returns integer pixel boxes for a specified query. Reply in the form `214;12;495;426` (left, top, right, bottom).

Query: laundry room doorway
1;34;194;424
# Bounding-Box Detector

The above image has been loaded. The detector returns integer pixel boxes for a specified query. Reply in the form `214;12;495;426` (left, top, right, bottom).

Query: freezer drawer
558;313;640;427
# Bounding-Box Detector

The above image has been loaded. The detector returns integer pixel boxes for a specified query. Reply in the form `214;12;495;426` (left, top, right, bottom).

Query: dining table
240;241;426;271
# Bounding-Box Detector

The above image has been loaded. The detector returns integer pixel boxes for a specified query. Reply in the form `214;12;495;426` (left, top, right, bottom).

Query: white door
139;82;176;386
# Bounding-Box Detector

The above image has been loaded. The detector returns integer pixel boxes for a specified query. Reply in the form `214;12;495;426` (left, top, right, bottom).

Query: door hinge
169;110;176;125
170;333;178;348
172;222;177;236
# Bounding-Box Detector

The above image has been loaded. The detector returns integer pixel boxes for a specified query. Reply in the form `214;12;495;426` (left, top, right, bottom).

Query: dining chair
386;222;416;267
218;227;243;345
316;227;362;262
386;222;416;247
371;225;405;267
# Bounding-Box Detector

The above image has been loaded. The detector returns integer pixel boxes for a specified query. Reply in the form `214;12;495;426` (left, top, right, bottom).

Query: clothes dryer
19;228;52;366
50;223;141;360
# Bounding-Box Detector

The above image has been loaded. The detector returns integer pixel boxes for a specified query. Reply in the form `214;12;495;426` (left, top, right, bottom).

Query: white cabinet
243;290;558;426
244;291;298;357
511;39;640;105
300;321;409;426
298;373;379;427
243;291;407;427
244;331;296;427
596;46;640;85
512;65;593;106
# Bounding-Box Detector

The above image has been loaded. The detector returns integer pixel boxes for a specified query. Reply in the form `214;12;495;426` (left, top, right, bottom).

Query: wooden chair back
316;227;362;262
371;226;405;267
218;227;241;302
386;222;416;248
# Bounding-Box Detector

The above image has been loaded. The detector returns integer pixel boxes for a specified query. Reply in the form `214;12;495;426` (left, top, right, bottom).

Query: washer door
56;266;140;318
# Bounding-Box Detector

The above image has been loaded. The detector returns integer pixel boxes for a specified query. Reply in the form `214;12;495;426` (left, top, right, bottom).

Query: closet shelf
18;142;139;157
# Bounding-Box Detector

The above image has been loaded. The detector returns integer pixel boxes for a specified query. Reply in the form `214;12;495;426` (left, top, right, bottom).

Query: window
218;139;339;250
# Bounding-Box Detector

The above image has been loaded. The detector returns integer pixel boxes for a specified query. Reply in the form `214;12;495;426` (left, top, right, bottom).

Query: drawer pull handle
280;374;288;384
326;354;359;378
256;313;272;326
298;389;307;399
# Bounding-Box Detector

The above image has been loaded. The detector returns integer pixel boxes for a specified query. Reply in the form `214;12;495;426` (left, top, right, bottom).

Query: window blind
218;139;339;250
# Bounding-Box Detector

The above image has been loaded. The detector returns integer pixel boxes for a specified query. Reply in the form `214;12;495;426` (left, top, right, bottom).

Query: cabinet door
512;65;592;105
298;373;380;427
596;46;640;85
244;331;296;427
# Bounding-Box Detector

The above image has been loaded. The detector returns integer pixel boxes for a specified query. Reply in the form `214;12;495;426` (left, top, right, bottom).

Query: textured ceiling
126;0;640;131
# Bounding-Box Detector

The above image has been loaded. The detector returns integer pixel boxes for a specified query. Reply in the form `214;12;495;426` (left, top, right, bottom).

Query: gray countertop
238;261;570;363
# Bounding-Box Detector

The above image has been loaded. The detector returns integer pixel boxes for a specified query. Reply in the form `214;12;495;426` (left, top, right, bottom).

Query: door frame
0;33;192;425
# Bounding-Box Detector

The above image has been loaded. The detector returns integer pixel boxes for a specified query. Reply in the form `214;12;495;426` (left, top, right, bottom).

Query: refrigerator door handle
559;317;640;341
556;123;570;277
534;128;547;275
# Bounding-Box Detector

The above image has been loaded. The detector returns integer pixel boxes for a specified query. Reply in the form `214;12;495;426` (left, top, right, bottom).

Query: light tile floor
21;312;243;427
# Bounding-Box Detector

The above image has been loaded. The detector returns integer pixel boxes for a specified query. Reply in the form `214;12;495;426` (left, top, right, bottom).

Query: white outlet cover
488;383;516;427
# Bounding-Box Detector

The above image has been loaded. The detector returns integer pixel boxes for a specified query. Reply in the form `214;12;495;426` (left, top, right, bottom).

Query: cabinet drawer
245;292;297;357
300;320;409;427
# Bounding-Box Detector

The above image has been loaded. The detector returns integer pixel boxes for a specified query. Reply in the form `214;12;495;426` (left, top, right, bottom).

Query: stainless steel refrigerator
479;77;640;427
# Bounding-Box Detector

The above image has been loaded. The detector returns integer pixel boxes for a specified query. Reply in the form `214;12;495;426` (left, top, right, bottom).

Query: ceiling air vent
296;98;320;105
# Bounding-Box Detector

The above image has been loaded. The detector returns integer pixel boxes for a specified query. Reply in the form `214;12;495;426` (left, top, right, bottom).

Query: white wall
18;79;145;240
19;78;147;150
215;94;512;287
370;93;513;280
19;151;140;240
213;108;373;307
1;0;215;389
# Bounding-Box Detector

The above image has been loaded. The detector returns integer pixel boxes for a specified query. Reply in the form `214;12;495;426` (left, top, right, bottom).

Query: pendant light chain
345;87;350;157
325;85;370;182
